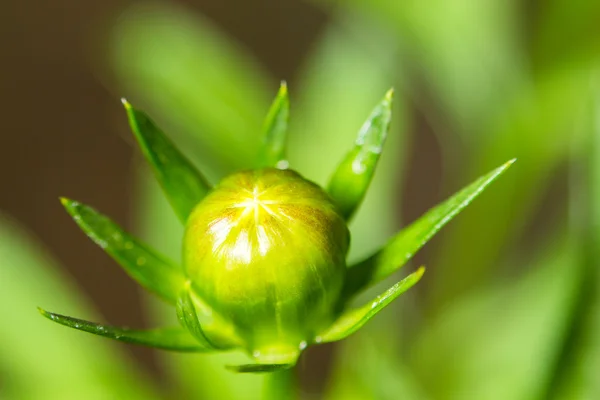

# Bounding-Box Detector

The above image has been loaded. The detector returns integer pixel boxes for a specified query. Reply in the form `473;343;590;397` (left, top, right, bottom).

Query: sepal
256;82;290;169
61;198;185;304
38;308;210;352
343;159;516;298
327;89;393;220
123;99;211;223
318;267;425;343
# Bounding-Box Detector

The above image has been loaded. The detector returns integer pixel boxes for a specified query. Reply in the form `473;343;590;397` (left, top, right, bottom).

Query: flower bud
183;168;349;363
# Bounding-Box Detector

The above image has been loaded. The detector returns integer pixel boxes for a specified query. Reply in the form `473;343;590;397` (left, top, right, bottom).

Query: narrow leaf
257;82;290;169
176;284;217;350
61;198;185;304
320;267;424;343
327;89;394;220
226;364;294;373
343;159;515;298
122;99;211;223
39;308;210;352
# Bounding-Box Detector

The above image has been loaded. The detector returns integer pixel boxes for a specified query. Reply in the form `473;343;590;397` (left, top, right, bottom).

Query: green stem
262;368;297;400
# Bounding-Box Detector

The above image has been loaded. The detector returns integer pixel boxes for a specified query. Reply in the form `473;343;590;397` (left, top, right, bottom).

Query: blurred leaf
431;68;594;307
0;214;158;399
315;0;523;141
226;364;293;373
175;285;218;350
327;89;393;220
543;73;600;400
410;239;579;400
61;197;185;304
321;267;424;343
344;159;515;297
123;99;211;223
39;308;206;352
107;2;271;178
256;82;290;169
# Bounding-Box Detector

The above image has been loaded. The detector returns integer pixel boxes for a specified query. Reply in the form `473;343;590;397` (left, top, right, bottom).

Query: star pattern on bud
40;83;515;373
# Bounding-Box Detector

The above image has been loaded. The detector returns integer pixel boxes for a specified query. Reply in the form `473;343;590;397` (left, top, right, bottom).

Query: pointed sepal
122;99;211;223
61;198;185;304
176;283;217;350
343;159;516;297
256;82;290;169
319;267;425;343
226;363;294;373
327;89;394;220
38;308;211;352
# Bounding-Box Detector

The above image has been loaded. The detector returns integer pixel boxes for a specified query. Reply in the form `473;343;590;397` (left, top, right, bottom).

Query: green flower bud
183;168;350;363
40;92;511;374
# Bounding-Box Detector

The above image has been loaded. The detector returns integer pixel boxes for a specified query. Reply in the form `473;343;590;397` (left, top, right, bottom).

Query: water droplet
369;144;383;154
253;350;261;358
314;336;322;344
371;302;378;309
124;241;134;250
352;159;366;174
137;257;146;266
276;159;289;170
299;341;308;350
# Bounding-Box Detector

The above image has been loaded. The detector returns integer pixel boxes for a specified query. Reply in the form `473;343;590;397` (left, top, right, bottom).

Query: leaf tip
59;197;79;216
279;80;288;94
59;196;71;207
415;265;426;280
384;87;394;103
121;97;131;110
37;307;54;321
495;158;517;176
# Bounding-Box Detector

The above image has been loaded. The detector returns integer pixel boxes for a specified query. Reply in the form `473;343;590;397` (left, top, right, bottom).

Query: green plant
39;84;513;373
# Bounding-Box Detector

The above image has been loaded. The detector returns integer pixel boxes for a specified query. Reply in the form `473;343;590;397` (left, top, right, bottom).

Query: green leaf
319;267;424;343
327;89;394;220
38;308;208;352
176;284;217;350
122;99;211;223
61;198;185;304
226;364;294;373
257;82;290;169
343;159;515;298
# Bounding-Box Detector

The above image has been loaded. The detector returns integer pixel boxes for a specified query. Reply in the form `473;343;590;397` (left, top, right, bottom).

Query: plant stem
263;367;297;400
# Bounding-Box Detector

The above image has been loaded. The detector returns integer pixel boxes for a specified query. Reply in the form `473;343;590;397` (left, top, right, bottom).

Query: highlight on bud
40;86;516;373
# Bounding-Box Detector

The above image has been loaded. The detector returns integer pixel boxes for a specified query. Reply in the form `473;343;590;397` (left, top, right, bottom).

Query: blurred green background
1;0;599;398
